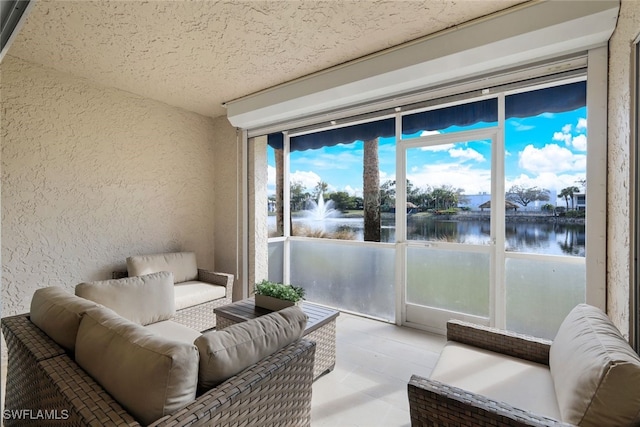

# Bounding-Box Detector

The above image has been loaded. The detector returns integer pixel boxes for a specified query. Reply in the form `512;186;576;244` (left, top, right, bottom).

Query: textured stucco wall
212;116;244;301
249;135;269;288
1;55;218;318
607;0;640;337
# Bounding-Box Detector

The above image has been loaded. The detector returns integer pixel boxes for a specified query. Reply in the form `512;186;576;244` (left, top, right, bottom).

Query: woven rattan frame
2;313;315;426
408;320;570;427
305;320;336;379
112;268;234;332
446;319;552;365
408;376;572;427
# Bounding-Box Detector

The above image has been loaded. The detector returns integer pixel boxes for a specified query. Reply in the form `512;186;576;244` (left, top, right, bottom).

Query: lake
283;214;585;257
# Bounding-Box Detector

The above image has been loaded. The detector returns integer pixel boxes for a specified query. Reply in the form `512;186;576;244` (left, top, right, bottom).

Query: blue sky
268;107;587;201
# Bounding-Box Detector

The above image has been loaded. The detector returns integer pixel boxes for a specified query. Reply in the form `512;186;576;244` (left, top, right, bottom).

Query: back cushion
549;304;640;426
30;286;99;352
75;271;175;325
75;306;199;426
127;252;198;284
195;306;307;392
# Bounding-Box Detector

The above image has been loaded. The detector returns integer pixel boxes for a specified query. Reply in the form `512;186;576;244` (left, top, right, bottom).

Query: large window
264;66;604;338
267;119;397;243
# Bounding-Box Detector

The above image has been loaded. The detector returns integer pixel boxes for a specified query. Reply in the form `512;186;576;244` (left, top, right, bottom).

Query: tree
506;185;550;207
275;148;284;235
558;186;581;210
313;181;329;199
363;138;380;242
329;191;357;212
290;181;307;212
379;180;396;211
430;185;459;210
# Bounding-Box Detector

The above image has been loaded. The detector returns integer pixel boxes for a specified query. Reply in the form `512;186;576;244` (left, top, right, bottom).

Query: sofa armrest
198;269;234;300
447;320;551;365
408;375;572;427
149;339;315;427
2;313;140;426
1;314;66;362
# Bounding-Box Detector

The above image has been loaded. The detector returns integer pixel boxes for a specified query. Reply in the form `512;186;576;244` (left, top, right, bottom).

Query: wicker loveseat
2;277;315;427
408;304;640;427
113;251;233;331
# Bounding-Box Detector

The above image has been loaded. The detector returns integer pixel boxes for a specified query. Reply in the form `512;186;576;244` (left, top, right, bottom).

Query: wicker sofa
113;251;233;331
408;304;640;427
2;277;315;427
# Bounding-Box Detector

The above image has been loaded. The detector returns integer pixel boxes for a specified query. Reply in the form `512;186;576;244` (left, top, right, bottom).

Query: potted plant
254;280;305;311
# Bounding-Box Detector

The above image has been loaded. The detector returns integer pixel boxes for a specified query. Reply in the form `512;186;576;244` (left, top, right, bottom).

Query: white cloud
551;119;587;150
407;163;491;195
448;147;485;162
420;130;442;137
290;170;322;191
506;172;585;196
519;144;586;174
553;131;572;145
510;120;534;131
420;143;454;152
343;185;362;197
571;134;587;151
379;170;393;182
576;117;587;132
293;150;361;170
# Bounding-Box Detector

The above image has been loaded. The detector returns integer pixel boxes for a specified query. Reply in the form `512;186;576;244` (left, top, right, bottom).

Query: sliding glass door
402;130;496;331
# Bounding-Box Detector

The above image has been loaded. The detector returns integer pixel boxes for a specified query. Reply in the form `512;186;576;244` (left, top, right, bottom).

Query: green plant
255;280;306;302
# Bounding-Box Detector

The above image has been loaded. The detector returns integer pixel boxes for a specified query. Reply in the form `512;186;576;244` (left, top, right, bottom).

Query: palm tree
558;186;580;210
314;181;329;199
567;186;580;209
363;138;380;241
275;147;284;235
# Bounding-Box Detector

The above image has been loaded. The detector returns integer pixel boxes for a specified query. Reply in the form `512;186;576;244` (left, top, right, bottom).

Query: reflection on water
270;215;585;257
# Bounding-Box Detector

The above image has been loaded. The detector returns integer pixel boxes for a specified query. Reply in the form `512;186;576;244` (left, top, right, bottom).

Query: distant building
461;189;560;212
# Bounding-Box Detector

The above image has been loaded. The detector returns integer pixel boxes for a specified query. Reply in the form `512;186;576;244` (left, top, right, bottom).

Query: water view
274;214;585;257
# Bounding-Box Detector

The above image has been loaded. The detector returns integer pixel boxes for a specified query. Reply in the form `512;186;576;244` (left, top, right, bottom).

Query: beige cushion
127;252;198;284
174;281;226;310
145;320;202;344
75;306;199;426
29;286;99;353
550;304;640;426
195;306;307;391
430;341;561;420
75;271;175;326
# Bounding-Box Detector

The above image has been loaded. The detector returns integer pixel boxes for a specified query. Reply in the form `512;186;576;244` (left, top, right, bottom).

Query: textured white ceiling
7;0;527;119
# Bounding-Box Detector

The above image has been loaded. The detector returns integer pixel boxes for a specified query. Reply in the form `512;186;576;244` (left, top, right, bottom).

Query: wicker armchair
2;313;315;427
113;268;233;332
408;320;572;427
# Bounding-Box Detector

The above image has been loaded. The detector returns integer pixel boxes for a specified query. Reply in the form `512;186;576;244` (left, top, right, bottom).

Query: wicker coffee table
214;298;339;380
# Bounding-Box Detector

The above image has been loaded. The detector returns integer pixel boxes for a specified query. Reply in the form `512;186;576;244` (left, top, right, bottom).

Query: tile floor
0;312;445;427
311;312;446;427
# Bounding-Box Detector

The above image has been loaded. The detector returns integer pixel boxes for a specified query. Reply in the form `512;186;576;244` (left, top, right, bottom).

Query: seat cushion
75;306;199;426
145;320;202;344
549;304;640;426
174;281;226;310
75;271;175;326
127;252;198;284
430;341;561;420
195;306;307;392
30;286;99;353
